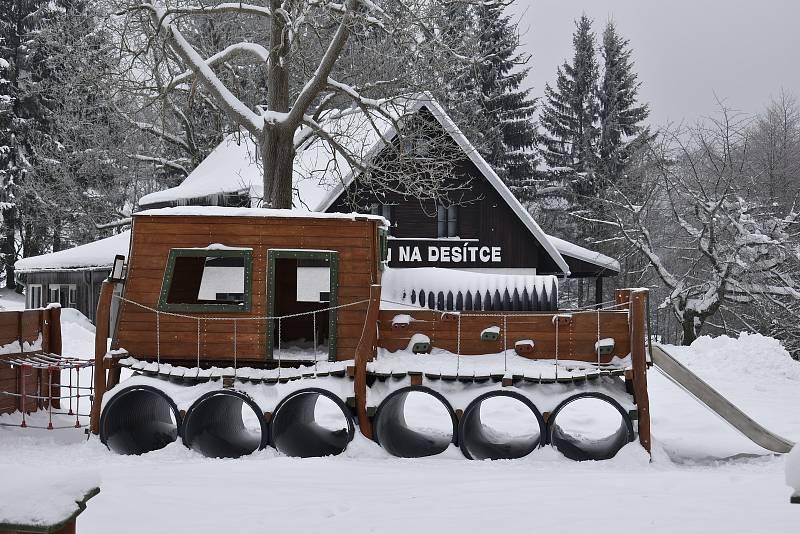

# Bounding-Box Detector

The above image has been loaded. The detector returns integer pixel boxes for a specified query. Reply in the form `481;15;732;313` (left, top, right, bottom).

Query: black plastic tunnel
182;390;267;458
269;388;355;458
547;392;634;461
459;391;546;460
100;385;180;455
373;386;458;458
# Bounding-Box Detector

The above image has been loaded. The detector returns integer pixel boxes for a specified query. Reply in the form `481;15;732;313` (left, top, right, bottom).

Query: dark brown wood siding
326;155;564;273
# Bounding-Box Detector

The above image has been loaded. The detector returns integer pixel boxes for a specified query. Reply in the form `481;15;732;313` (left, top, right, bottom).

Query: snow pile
651;333;800;458
664;333;800;385
60;308;96;359
381;267;557;308
0;467;99;526
14;231;130;273
0;288;25;311
787;445;800;500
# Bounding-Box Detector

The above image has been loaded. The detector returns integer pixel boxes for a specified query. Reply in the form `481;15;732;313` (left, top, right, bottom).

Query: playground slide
651;345;796;454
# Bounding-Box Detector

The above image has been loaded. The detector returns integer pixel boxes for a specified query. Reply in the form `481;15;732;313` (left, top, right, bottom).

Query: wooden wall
23;269;107;323
112;214;381;364
376;309;631;362
0;308;60;415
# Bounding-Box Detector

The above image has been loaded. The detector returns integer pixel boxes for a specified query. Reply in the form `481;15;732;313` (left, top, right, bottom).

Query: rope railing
112;294;372;375
374;296;634;379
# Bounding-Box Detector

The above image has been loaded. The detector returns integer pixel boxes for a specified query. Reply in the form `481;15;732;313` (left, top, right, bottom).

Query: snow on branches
587;104;800;344
115;0;485;208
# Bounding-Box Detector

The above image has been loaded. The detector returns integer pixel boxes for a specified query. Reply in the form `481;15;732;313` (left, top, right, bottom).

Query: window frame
266;249;339;361
436;204;458;238
28;284;42;309
158;248;253;313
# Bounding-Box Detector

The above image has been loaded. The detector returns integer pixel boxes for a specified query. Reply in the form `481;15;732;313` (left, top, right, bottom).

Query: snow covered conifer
539;14;600;184
473;0;538;200
597;21;649;187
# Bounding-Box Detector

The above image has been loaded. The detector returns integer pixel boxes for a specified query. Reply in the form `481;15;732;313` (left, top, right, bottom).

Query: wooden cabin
138;95;619;303
111;207;386;364
14;232;130;324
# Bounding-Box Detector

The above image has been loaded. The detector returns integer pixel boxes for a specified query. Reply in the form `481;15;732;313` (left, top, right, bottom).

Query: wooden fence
0;307;62;415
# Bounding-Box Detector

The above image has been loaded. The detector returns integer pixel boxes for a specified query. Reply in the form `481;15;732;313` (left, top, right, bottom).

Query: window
159;248;253;312
68;285;77;307
267;249;339;361
48;285;61;306
436;204;458;238
28;284;42;309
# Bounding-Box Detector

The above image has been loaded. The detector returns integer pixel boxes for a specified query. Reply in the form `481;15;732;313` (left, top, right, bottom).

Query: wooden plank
630;290;651;454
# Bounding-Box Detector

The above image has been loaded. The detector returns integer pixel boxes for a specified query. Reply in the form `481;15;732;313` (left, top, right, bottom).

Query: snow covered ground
1;315;799;533
0;288;25;311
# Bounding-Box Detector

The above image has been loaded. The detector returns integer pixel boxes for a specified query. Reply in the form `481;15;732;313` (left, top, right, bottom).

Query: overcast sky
507;0;800;127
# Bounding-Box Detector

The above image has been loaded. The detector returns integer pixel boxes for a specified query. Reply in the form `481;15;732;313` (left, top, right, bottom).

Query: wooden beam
630;289;651;454
90;281;117;435
354;284;381;440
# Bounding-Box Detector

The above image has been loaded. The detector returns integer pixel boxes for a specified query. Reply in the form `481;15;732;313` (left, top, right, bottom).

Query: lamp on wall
110;255;126;282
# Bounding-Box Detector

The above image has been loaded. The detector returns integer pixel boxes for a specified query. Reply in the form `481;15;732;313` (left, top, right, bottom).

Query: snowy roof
14;231;131;273
137;104;394;211
135;206;387;224
137;94;576;274
546;234;620;273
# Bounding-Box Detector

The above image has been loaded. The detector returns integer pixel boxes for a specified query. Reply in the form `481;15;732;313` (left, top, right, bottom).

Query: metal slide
651;345;795;454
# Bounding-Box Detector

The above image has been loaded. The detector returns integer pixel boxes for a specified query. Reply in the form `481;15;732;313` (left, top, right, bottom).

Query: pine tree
0;0;75;287
539;14;600;184
473;1;538;199
598;21;650;186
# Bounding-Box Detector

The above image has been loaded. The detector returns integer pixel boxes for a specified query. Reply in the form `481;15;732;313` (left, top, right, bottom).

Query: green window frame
267;249;339;361
378;227;388;271
158;248;253;313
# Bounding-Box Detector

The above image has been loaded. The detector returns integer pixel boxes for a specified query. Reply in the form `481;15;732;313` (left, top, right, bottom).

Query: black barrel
100;385;180;455
182;390;267;458
270;388;355;457
459;391;545;460
547;392;634;461
373;386;457;458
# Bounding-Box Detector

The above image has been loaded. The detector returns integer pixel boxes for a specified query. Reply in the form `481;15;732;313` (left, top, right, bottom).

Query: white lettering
410;247;422;262
451;246;462;263
428;246;439;262
479;247;490;262
440;247;450;262
491;247;501;262
399;246;410;262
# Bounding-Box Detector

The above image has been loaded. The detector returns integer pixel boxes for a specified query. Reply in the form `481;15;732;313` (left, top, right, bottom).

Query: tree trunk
263;127;295;209
262;0;293;209
680;317;696;346
2;206;15;289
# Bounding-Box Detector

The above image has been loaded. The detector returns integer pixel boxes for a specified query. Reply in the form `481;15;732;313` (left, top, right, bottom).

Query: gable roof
136;94;626;276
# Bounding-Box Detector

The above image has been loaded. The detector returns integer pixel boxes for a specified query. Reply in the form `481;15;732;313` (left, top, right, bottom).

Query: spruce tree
474;0;538;199
539;14;600;184
0;0;71;287
598;21;650;186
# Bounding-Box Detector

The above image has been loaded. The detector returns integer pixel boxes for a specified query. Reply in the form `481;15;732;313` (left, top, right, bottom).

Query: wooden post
630;289;651;454
354;284;381;440
615;288;631;309
89;280;116;435
49;306;62;409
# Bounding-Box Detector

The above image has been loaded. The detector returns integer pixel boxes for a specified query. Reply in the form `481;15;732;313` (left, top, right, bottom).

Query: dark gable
325;107;564;273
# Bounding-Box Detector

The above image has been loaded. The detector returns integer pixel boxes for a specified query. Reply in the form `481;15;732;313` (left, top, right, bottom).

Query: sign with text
388;239;502;268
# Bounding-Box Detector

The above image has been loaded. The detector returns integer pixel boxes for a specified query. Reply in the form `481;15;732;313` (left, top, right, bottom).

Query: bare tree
113;0;482;209
587;105;800;345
